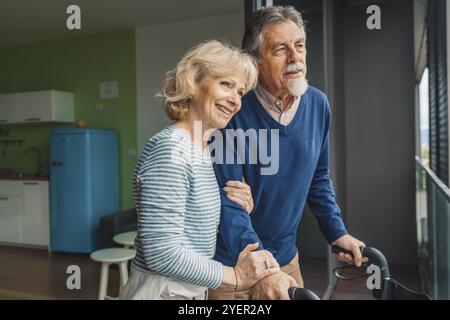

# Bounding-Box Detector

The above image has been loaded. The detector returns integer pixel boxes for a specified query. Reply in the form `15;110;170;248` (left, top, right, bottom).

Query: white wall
136;12;244;152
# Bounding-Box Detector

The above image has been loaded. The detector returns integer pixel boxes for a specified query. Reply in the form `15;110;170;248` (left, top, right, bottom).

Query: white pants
119;266;208;300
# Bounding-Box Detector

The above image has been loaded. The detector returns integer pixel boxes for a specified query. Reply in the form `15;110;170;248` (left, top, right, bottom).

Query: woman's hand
223;180;254;214
234;243;280;290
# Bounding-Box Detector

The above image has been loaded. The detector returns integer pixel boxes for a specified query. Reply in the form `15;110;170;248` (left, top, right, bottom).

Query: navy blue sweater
211;86;348;267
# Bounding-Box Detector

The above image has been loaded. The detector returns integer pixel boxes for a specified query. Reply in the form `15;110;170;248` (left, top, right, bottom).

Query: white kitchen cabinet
0;94;19;124
17;90;74;123
20;181;49;246
0;195;21;243
0;90;74;124
0;180;21;195
0;180;49;247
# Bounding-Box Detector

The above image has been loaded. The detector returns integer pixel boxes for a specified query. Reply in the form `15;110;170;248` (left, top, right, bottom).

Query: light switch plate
100;81;119;99
128;148;136;157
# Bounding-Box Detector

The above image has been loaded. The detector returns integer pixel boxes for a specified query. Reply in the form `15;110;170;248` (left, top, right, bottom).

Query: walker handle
331;245;361;257
331;245;390;279
288;287;320;300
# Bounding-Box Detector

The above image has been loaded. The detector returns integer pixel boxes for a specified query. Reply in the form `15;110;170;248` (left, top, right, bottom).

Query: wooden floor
298;257;328;297
331;263;422;300
0;245;120;300
301;257;422;300
0;245;421;300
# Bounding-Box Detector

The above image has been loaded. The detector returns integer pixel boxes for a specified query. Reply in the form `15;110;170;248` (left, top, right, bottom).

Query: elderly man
208;6;365;300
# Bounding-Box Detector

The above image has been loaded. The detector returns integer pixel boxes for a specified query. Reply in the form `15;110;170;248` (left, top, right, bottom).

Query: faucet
21;146;46;176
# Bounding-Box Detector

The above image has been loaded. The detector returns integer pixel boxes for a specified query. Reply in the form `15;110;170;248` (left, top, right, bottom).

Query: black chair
99;208;137;249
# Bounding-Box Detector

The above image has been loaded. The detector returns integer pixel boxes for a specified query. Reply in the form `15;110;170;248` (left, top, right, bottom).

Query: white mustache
284;63;305;74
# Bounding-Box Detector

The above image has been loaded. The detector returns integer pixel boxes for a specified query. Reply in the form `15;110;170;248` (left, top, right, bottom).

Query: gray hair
242;6;306;59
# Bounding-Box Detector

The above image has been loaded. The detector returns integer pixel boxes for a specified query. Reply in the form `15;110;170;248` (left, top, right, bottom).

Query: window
419;68;429;164
427;0;449;185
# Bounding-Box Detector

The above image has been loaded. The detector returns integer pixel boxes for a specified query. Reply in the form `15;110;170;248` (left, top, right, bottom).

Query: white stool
113;231;137;249
90;248;136;300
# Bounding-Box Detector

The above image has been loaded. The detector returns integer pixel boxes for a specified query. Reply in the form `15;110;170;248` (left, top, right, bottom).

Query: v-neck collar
249;87;309;134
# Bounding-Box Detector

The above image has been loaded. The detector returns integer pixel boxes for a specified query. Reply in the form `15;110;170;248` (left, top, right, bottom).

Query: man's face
257;20;307;97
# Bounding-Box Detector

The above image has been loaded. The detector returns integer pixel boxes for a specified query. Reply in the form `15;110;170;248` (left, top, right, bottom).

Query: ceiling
0;0;243;48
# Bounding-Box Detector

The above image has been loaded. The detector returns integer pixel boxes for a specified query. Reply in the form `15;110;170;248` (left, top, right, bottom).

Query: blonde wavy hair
158;40;258;121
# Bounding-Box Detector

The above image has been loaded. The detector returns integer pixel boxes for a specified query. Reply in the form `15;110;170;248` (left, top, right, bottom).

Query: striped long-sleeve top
131;126;223;289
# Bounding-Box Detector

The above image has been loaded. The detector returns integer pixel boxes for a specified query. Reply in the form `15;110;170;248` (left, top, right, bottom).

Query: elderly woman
120;40;280;300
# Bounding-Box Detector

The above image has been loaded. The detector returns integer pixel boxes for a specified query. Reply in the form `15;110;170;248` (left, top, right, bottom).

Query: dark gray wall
275;0;418;265
343;0;417;265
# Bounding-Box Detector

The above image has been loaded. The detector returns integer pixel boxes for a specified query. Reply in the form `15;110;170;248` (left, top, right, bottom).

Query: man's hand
249;272;297;300
332;234;367;267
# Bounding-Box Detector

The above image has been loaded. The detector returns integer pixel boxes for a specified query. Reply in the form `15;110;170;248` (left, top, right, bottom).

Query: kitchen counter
0;175;49;181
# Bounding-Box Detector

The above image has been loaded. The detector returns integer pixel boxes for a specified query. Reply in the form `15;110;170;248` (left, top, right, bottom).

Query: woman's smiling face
190;74;247;130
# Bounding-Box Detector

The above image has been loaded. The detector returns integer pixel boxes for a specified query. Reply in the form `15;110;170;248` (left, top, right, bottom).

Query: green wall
0;30;137;210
